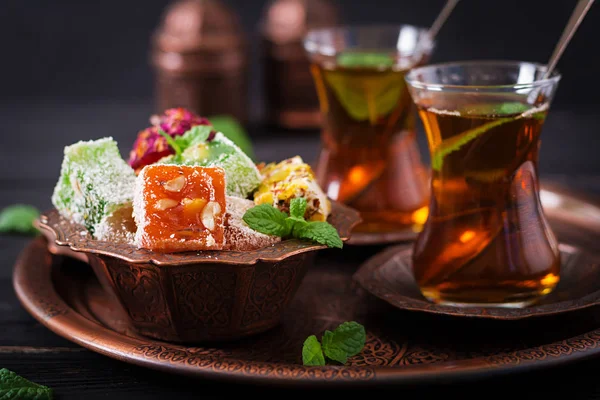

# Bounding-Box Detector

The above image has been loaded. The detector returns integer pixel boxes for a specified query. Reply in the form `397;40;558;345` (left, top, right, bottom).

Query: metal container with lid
151;0;248;122
260;0;340;130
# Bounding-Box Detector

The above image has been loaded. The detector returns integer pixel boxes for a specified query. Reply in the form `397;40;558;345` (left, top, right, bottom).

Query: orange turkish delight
133;164;226;253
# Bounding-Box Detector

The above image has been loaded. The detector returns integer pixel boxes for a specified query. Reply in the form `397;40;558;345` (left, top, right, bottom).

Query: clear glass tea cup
303;25;435;234
405;60;562;308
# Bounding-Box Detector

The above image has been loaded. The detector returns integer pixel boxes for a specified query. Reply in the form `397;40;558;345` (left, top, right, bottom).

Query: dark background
0;0;599;213
2;0;600;108
1;2;600;398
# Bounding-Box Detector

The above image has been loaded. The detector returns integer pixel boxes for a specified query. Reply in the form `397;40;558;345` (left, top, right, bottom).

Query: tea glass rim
303;23;434;58
404;60;562;92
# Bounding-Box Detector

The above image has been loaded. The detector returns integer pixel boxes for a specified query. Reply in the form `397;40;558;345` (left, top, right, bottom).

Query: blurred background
1;0;599;212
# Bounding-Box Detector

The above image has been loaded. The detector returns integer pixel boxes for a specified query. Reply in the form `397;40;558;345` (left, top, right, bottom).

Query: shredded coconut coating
224;196;281;251
51;137;137;237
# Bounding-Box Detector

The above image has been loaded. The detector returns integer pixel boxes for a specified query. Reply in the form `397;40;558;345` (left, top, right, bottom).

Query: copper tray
12;183;600;387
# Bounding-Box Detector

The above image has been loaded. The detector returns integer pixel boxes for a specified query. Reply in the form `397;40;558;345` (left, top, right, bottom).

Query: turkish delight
133;164;226;253
162;132;261;198
51;137;137;237
253;156;331;221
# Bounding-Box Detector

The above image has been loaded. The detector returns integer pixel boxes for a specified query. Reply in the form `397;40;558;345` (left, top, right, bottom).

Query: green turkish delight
161;130;261;198
51;137;137;238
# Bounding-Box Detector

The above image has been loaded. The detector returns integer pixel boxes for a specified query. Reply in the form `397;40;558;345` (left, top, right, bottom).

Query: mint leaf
289;198;307;220
321;321;366;364
325;71;404;123
0;204;40;236
302;335;326;366
431;117;511;171
462;101;530;116
243;202;343;248
175;125;212;150
158;129;182;156
242;204;290;237
0;368;53;399
297;221;343;249
209;115;256;160
337;52;394;68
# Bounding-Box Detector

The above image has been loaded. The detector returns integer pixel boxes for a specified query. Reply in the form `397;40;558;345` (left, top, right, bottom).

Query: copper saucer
353;243;600;320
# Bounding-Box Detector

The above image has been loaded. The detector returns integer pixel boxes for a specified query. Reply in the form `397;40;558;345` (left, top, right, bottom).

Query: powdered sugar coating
224;196;281;251
51;137;137;237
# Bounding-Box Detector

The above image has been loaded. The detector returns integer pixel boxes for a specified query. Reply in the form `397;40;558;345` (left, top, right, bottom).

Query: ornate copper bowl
35;201;361;343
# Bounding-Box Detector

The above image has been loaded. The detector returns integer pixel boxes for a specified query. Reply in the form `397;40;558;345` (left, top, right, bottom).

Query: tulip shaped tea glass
405;61;561;308
304;25;434;234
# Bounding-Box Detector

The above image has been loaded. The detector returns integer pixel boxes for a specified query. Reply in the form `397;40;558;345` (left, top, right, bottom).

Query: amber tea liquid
311;60;430;233
413;99;560;307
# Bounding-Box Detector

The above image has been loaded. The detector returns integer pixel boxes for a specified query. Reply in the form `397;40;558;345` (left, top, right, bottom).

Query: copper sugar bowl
260;0;340;129
151;0;248;122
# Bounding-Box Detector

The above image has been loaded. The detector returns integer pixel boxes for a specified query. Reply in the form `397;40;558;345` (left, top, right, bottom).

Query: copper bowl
35;201;360;343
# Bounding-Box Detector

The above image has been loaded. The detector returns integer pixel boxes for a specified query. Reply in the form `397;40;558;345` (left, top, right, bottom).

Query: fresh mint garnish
462;101;530;116
290;197;307;220
431;103;547;171
337;52;394;68
325;71;404;123
302;335;326;366
297;222;343;249
158;125;213;162
301;321;366;366
0;204;40;236
321;321;366;364
431;117;510;171
177;125;212;149
241;204;290;238
0;368;53;399
242;198;343;248
158;128;182;157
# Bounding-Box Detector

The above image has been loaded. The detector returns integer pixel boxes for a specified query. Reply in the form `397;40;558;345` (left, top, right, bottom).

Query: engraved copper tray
12;183;600;387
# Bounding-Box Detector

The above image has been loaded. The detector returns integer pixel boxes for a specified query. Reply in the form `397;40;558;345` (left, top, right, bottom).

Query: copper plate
12;184;600;387
353;243;600;320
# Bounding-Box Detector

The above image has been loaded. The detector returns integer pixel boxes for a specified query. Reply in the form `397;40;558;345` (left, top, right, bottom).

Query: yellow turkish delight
253;156;331;221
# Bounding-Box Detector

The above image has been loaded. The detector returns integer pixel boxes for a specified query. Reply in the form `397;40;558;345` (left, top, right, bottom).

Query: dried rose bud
128;108;211;172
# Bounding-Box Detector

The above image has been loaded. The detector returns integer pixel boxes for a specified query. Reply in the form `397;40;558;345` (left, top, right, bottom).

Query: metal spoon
428;0;461;41
544;0;595;79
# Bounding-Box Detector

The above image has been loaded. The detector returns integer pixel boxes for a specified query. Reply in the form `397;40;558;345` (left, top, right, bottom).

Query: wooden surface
1;102;600;398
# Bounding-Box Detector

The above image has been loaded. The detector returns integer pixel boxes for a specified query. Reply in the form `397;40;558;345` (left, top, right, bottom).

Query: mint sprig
242;198;343;248
158;125;213;163
0;368;53;399
302;335;326;366
431;103;547;171
0;204;40;236
337;52;394;68
302;321;366;366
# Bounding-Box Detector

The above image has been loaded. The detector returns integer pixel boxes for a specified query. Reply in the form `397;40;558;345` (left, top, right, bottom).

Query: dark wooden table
1;102;600;399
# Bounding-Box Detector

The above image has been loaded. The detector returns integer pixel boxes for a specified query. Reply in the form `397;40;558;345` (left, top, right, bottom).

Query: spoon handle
544;0;595;78
428;0;461;40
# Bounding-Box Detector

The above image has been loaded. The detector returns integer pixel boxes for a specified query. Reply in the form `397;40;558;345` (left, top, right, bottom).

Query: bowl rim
36;200;362;266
